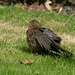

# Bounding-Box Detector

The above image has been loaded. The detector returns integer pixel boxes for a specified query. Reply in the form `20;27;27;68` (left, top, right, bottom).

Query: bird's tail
53;42;73;56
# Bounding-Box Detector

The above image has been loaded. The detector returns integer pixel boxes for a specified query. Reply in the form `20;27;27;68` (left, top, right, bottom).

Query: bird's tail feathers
53;42;73;56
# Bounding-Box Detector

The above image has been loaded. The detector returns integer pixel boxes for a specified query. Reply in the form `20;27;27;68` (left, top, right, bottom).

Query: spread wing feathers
43;28;62;43
34;29;52;50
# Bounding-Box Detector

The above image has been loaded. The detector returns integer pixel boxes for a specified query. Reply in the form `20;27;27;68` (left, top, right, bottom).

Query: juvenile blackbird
26;20;73;56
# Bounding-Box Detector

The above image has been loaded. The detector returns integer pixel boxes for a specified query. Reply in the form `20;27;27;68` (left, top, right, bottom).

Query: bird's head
26;20;41;29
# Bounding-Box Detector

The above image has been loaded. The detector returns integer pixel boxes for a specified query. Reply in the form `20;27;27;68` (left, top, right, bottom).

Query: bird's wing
34;29;52;50
43;28;62;43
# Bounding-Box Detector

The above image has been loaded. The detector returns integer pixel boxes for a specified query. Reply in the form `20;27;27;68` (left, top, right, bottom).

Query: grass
0;5;75;75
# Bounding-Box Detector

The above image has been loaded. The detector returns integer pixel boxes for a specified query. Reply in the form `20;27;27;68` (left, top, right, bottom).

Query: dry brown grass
58;33;75;45
0;22;27;32
0;22;74;46
0;22;27;41
46;19;66;27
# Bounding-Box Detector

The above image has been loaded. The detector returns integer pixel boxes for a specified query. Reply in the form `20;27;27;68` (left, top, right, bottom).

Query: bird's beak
26;20;31;25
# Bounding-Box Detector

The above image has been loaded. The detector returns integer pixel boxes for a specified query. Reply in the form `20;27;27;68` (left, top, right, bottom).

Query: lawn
0;5;75;75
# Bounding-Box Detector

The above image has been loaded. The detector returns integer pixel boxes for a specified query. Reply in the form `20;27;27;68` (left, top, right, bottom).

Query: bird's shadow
18;45;75;60
19;45;33;54
18;45;61;57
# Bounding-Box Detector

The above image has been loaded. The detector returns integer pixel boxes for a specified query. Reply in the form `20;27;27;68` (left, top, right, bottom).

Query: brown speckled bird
26;20;73;56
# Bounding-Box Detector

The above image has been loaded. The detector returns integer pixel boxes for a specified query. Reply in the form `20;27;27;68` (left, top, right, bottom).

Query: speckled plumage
26;20;73;56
